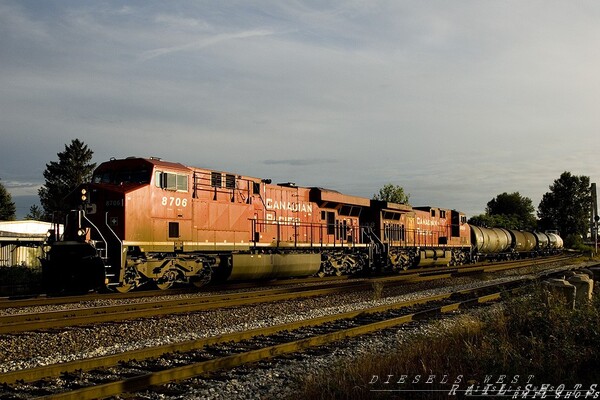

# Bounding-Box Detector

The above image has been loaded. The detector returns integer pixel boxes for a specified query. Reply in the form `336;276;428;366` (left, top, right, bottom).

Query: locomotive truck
42;157;562;293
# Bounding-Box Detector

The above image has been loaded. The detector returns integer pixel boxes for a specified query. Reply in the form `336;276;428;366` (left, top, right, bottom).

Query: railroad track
1;277;536;399
0;255;571;310
0;255;573;334
0;275;351;309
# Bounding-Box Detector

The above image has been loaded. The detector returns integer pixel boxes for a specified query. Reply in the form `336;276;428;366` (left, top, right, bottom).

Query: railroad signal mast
592;183;599;255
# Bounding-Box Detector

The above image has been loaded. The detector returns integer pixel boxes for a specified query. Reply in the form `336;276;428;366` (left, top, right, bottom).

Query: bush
564;233;593;252
0;265;42;295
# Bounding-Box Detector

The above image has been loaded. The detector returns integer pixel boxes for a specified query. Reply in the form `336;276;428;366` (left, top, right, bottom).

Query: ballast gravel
0;262;582;399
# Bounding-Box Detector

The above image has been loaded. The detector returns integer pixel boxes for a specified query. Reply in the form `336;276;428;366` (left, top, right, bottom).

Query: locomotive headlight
77;229;86;237
81;188;87;202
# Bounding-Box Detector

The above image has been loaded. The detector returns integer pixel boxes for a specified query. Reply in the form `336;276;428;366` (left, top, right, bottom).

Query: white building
0;221;62;268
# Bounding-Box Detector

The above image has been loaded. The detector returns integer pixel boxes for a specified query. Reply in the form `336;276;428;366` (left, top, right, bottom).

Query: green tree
0;179;17;220
468;214;521;230
538;172;592;243
488;192;537;230
38;139;96;221
25;204;45;220
468;192;536;230
373;184;410;204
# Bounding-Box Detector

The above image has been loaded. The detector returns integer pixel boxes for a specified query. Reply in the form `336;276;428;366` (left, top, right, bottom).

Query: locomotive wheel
114;265;140;293
114;283;134;293
155;268;179;290
190;272;211;288
191;279;208;288
156;281;174;290
190;262;212;288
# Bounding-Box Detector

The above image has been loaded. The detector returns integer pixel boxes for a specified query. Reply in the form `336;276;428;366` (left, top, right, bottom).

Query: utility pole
592;183;598;256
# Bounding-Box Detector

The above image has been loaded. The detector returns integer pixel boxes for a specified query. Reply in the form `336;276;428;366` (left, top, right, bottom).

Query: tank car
469;225;564;261
533;232;550;253
546;232;564;251
508;230;537;255
469;226;512;260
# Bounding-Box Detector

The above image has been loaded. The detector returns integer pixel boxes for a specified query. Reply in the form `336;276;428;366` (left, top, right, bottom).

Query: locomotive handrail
192;171;256;205
250;218;363;249
81;212;110;258
103;212;122;245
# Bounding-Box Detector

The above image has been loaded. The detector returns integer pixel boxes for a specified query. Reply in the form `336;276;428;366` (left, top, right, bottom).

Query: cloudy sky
1;1;599;219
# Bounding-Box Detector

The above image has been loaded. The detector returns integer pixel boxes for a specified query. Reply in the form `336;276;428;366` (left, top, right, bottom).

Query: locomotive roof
371;199;413;212
97;157;190;173
101;157;268;181
145;157;191;172
309;187;371;207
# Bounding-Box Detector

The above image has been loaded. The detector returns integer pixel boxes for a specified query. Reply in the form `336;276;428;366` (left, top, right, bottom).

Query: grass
295;285;600;399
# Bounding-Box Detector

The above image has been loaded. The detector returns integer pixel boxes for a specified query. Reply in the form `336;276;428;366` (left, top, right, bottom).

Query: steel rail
0;282;367;334
0;277;531;386
0;275;352;310
0;289;195;310
0;255;569;310
33;287;516;400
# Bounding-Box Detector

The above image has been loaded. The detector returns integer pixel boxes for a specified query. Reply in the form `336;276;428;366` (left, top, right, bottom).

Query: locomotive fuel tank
227;253;322;280
470;226;511;254
417;249;452;266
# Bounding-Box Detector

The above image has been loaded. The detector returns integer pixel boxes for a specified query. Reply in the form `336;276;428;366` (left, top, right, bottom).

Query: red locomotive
42;157;561;293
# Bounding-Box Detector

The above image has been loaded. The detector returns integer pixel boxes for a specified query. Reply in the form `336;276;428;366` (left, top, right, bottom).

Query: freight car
41;157;562;293
469;226;563;262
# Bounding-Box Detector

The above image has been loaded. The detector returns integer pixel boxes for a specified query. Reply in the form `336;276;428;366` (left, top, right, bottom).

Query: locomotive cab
85;158;196;291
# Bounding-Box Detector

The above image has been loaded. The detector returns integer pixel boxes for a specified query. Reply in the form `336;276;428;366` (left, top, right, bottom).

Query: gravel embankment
0;262;581;399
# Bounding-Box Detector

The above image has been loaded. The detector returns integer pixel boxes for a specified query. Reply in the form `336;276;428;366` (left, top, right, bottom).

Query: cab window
155;171;188;192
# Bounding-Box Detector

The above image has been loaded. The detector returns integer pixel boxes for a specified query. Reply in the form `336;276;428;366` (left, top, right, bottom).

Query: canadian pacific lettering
265;198;312;213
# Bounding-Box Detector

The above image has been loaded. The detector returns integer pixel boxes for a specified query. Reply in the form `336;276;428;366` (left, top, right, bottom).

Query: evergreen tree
38;139;96;220
538;172;592;243
0;179;17;221
25;204;45;220
373;184;410;204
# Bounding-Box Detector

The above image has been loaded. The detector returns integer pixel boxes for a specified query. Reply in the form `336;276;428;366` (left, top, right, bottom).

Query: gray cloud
139;29;278;61
263;159;337;167
1;1;599;219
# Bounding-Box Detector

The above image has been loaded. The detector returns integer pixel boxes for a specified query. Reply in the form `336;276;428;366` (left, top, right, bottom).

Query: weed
295;286;600;399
